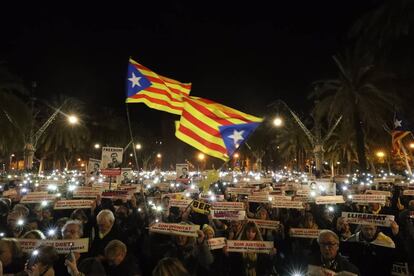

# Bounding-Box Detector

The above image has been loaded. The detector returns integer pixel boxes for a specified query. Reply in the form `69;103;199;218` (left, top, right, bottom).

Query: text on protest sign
403;190;414;196
226;187;253;195
211;201;245;211
101;190;131;200
191;200;211;214
248;219;280;230
341;212;394;227
149;223;200;237
73;187;101;198
54;200;94;210
168;199;193;208
226;240;273;254
315;196;345;205
17;238;89;254
289;228;322;238
101;147;123;169
391;262;409;276
211;210;246;220
272;201;304;209
351;194;386;204
207;237;226;250
366;190;392;197
20;193;57;204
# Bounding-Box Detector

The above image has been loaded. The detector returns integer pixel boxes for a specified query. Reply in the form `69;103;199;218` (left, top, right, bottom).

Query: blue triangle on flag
126;63;152;98
394;113;412;131
219;122;260;156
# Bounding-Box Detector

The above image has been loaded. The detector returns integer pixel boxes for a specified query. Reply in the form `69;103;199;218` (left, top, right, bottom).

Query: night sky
0;1;383;143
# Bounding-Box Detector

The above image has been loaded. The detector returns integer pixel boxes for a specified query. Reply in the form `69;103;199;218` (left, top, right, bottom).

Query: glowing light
68;115;79;124
328;206;334;212
48;229;56;236
376;151;385;158
17;219;24;226
138;208;142;212
233;153;239;159
32;250;39;256
41;201;48;207
0;232;4;237
94;143;100;149
156;153;162;159
273;117;283;127
185;192;191;198
348;195;353;199
136;143;142;150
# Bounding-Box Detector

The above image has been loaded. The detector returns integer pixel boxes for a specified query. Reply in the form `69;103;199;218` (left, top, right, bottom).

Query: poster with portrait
116;168;133;184
176;163;189;179
88;159;101;177
101;147;123;169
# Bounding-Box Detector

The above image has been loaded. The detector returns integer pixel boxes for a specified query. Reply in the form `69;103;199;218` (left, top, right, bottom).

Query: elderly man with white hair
308;230;360;275
90;209;124;258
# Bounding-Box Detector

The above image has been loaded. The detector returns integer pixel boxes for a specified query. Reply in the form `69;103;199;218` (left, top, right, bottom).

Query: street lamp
273;117;283;127
376;151;385;158
67;115;79;125
409;142;414;149
198;153;205;161
234;153;239;159
136;143;142;150
94;143;100;149
157;153;162;159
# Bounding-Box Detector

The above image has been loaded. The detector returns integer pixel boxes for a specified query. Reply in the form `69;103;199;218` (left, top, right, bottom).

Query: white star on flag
394;119;402;128
128;72;142;88
228;129;245;147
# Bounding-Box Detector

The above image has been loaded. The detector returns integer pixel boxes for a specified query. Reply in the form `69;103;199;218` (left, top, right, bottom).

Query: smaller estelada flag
392;113;412;157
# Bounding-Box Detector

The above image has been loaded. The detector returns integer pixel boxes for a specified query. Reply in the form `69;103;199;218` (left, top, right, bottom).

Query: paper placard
211;210;246;220
191;200;211;214
168;199;193;208
101;190;131;200
296;189;311;196
272;201;304;209
249;219;280;230
39;179;65;187
20;193;57;203
251;191;269;196
211;201;245;211
54;200;93;210
391;262;409;276
162;193;185;200
351;194;386;204
248;195;273;203
226;187;252;195
315;196;345;205
226;240;273;254
403;190;414;196
289;228;322;238
17;238;89;254
366;190;391;197
342;212;394;227
149;223;200;237
73;187;101;198
207;237;226;250
118;184;142;193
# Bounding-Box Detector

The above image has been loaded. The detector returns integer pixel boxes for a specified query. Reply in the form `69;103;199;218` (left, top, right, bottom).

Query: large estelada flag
125;58;191;115
175;97;262;161
392;113;411;157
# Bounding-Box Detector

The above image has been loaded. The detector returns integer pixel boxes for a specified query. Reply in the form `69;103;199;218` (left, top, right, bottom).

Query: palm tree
36;96;90;170
310;51;398;172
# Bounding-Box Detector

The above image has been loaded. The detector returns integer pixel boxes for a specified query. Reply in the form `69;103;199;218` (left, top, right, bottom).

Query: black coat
308;253;360;275
89;224;124;257
104;254;141;276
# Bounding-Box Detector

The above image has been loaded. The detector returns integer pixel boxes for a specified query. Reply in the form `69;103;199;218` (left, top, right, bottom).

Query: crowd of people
0;172;413;276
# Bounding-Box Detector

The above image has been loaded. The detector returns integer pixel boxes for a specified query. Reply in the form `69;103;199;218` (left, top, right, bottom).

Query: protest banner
54;200;94;210
248;195;273;203
92;182;114;190
149;223;200;237
73;187;101;198
403;190;414;196
251;191;269;196
272;201;304;209
315;195;345;205
296;189;311;196
118;184;142;194
20;193;57;204
168;199;193;208
101;168;121;176
365;190;392;197
248;219;280;230
207;237;226;250
191;200;211;214
226;240;273;254
199;194;225;201
39;179;65;187
87;158;101;177
176;163;189;180
17;238;89;254
161;193;185;200
211;201;245;211
116;168;133;184
101;190;131;200
289;228;322;238
101;147;123;169
211;210;246;220
351;194;386;204
341;212;394;227
391;262;409;276
226;187;253;195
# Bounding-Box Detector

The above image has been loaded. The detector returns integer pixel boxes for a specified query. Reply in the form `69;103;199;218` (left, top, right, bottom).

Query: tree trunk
354;112;367;172
24;143;35;170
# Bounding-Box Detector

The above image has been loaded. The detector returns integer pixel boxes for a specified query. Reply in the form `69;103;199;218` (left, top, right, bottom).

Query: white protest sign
226;187;253;195
211;210;246;220
226;240;273;254
88;158;101;177
168;199;193;208
207;237;226;250
315;195;345;205
289;228;322;238
54;200;93;210
101;147;123;169
296;189;311;196
272;201;304;209
391;262;409;276
39;179;65;187
149;223;200;237
73;187;101;198
351;194;386;204
248;195;273;203
249;219;280;230
117;168;133;184
20;193;57;204
342;212;394;227
403;190;414;196
176;163;190;180
366;190;391;197
211;201;245;211
101;190;131;200
17;238;89;253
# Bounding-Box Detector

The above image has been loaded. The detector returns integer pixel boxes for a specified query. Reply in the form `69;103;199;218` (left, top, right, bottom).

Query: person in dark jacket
103;239;141;276
308;230;360;275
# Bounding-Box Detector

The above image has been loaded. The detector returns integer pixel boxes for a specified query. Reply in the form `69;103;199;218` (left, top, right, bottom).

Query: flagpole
125;104;140;170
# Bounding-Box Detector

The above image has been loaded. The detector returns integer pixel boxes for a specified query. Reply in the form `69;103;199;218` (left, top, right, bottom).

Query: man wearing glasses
308;230;360;275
